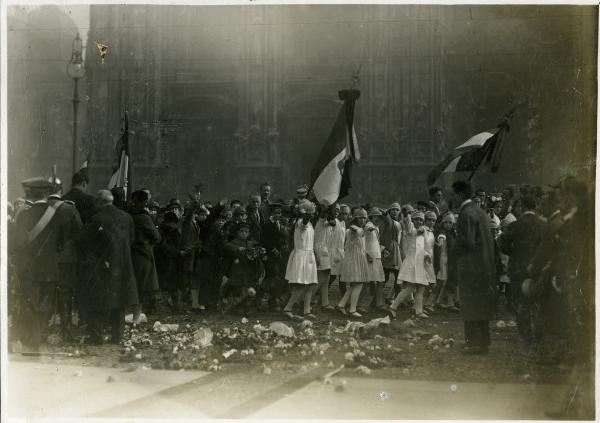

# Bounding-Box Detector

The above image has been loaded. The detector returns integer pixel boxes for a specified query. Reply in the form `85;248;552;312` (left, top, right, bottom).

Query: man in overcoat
77;190;139;344
48;180;83;339
129;190;161;317
498;194;545;346
246;193;265;245
451;180;497;355
62;171;96;224
260;202;290;310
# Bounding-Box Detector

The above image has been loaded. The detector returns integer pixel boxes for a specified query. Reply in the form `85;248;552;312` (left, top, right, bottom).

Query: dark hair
230;199;242;208
452;180;473;198
72;172;89;186
428;186;442;197
521;194;537;211
260;182;271;189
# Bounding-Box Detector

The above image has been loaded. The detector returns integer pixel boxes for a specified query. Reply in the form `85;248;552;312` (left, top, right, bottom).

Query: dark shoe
336;306;347;316
303;313;317;320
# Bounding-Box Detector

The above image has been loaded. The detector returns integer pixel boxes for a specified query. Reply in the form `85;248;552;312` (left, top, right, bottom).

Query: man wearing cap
129;190;161;320
451;180;497;355
62;171;95;225
76;190;139;344
498;194;545;348
11;177;70;348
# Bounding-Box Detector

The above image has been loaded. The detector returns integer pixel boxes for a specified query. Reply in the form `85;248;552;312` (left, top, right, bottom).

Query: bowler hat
131;190;150;202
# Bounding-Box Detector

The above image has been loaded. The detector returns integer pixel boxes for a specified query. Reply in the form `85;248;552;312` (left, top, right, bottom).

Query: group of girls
281;199;457;320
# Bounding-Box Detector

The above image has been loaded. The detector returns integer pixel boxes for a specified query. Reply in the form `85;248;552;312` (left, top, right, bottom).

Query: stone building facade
83;4;596;204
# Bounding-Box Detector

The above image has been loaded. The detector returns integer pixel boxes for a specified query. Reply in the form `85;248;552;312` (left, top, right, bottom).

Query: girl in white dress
388;209;431;319
283;200;318;319
337;208;369;317
312;205;345;310
358;207;386;312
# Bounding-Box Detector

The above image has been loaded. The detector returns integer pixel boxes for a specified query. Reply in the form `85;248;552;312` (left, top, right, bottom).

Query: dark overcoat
61;187;96;224
181;217;200;272
77;204;139;311
53;201;83;264
261;219;289;281
498;213;545;282
155;221;184;291
454;201;497;321
246;207;265;245
129;206;161;296
224;238;264;288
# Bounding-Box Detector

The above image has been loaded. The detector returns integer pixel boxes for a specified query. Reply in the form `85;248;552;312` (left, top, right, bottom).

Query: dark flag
77;151;92;179
310;89;361;206
108;111;131;199
427;109;514;186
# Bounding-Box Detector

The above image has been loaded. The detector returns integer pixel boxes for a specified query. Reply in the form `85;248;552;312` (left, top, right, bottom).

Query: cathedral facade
84;5;596;204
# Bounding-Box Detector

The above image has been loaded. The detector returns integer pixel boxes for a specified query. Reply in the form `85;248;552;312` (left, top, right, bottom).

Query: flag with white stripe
310;89;361;206
108;112;131;198
428;109;515;186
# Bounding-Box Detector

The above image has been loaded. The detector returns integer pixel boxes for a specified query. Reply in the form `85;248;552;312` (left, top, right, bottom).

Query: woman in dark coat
77;190;139;343
129;190;161;317
451;181;497;355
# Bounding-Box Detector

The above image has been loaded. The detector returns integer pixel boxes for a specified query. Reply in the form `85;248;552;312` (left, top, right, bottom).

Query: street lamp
66;32;86;174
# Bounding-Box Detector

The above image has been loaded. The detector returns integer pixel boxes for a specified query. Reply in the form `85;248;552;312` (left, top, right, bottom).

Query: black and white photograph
1;1;597;420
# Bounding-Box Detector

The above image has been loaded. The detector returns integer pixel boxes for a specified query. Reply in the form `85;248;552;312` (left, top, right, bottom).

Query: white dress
364;223;386;282
424;228;436;284
397;216;429;286
436;233;448;281
340;227;369;282
329;219;346;276
285;219;318;285
314;218;331;271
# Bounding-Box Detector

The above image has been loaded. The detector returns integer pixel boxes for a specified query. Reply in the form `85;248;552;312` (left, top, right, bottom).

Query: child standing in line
423;211;438;313
388;209;431;320
364;207;387;311
426;212;457;312
283;200;318;319
337;208;370;318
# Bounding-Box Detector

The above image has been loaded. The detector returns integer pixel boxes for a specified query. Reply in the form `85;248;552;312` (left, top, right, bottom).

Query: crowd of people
7;169;593;374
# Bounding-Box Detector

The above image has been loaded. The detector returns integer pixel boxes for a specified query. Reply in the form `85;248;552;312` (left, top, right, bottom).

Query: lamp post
66;32;86;174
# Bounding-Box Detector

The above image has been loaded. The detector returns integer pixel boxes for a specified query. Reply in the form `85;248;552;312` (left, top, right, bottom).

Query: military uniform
12;177;65;347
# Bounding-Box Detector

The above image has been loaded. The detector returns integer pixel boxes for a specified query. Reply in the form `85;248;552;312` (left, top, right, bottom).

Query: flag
77;151;92;179
427;109;514;186
310;89;361;206
108;111;131;198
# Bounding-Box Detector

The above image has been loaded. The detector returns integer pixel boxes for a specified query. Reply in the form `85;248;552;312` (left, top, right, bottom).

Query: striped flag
108;111;131;198
310;89;361;206
427;109;514;186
